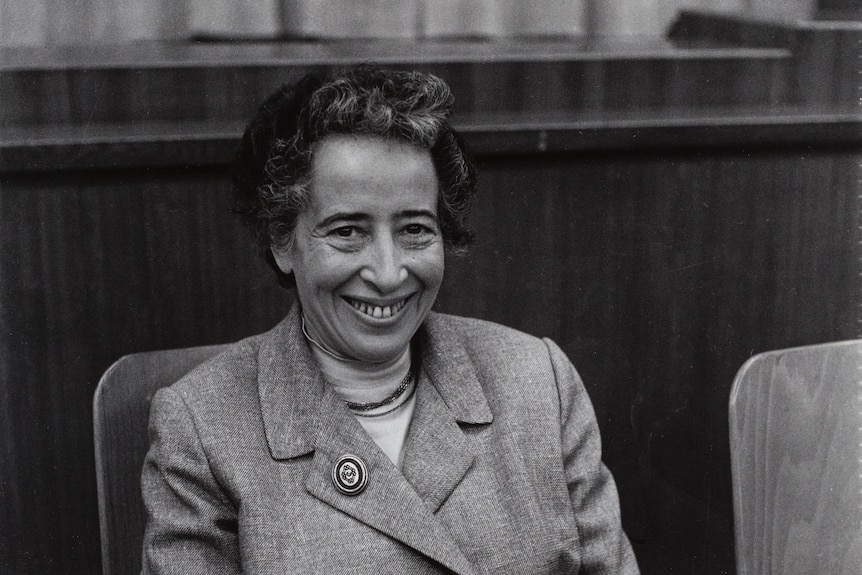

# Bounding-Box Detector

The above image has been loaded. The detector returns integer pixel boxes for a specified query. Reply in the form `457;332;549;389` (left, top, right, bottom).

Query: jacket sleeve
543;338;640;575
141;386;241;575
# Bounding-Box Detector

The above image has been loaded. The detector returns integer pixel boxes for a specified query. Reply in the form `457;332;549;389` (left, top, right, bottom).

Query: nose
359;235;408;292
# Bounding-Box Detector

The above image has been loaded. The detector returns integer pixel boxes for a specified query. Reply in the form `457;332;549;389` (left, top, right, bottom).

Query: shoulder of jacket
428;312;549;357
167;331;265;409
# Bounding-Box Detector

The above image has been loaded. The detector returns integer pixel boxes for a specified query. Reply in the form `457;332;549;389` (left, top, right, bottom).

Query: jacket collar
258;305;493;460
416;313;494;426
257;304;324;460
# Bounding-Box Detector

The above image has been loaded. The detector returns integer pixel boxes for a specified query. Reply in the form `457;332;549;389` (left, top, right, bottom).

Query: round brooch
331;454;368;496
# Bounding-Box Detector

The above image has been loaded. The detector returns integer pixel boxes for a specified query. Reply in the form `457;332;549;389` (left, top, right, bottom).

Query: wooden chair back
93;345;227;575
729;339;862;574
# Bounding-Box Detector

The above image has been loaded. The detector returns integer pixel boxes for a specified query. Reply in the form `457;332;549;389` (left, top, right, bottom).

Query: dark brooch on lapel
332;454;368;496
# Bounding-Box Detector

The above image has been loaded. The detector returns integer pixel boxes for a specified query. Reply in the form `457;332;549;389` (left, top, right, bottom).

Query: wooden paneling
670;10;862;106
0;39;791;127
669;10;797;48
4;107;862;173
0;168;291;573
793;22;862;106
819;0;862;13
437;146;861;573
5;138;858;574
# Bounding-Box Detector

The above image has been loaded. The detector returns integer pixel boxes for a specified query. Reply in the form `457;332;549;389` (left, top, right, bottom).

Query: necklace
300;313;415;416
351;379;417;418
345;368;414;412
301;315;352;361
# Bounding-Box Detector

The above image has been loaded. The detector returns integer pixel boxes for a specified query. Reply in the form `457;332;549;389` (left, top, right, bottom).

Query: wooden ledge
0;36;788;71
671;8;862;48
2;106;858;173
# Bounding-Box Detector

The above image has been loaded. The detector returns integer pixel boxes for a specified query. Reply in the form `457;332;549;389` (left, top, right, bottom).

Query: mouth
344;296;410;320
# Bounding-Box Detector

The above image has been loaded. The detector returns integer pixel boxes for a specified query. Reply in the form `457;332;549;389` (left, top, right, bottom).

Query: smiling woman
139;65;640;574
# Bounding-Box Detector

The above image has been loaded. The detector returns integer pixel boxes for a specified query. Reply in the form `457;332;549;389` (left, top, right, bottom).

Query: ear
270;245;294;275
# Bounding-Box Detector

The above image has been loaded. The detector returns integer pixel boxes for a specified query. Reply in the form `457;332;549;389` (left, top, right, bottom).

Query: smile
345;296;409;319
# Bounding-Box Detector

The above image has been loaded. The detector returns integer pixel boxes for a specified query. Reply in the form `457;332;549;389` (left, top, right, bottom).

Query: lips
344;296;409;319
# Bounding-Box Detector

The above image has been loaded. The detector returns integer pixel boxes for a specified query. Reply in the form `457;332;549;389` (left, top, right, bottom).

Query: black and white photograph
1;1;860;573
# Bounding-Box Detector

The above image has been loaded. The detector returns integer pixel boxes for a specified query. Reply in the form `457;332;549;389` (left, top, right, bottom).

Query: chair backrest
729;339;862;575
93;345;227;575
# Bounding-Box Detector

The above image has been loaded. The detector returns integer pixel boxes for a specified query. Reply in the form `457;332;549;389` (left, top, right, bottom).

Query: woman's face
273;134;444;363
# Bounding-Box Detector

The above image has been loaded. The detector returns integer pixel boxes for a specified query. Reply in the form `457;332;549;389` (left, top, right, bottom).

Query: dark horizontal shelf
1;14;800;128
2;10;858;172
0;35;787;71
461;107;862;154
2;106;858;173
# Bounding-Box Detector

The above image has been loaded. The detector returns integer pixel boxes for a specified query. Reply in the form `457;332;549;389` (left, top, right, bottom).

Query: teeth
348;298;407;319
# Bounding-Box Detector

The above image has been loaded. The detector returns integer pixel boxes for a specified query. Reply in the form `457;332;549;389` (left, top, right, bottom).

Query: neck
310;342;412;391
302;315;412;406
301;312;402;366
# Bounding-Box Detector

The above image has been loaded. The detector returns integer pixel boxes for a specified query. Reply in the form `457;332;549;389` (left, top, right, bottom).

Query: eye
323;225;368;252
399;221;438;248
333;226;358;238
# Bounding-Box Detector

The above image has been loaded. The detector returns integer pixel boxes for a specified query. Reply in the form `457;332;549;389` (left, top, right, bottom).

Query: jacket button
332;454;368;496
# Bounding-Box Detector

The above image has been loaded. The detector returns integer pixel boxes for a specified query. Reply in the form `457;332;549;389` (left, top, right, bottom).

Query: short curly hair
232;65;477;287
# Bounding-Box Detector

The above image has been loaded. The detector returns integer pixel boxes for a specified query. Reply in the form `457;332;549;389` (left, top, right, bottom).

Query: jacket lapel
255;307;484;574
401;371;478;512
304;385;477;574
257;306;320;460
402;315;494;511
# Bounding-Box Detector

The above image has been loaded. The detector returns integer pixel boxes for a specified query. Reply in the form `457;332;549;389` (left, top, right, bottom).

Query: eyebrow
400;209;439;222
314;209;438;230
314;213;368;230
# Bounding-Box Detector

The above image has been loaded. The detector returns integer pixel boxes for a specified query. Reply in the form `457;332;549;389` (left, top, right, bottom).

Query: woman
142;65;639;574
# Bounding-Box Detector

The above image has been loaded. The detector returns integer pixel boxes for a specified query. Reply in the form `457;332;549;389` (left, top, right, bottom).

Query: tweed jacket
141;305;639;574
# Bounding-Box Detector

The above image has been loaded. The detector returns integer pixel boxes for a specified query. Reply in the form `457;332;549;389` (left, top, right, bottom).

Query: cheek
408;247;445;288
296;252;357;294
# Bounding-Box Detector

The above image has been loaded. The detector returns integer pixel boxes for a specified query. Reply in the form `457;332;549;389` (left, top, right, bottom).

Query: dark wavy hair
232;65;478;287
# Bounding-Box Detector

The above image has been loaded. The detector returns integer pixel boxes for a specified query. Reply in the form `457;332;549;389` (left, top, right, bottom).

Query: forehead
308;135;439;214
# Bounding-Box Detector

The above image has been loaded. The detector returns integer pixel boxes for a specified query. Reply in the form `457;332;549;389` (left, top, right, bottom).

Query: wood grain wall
2;140;859;574
443;146;861;572
0;167;290;572
0;47;791;128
